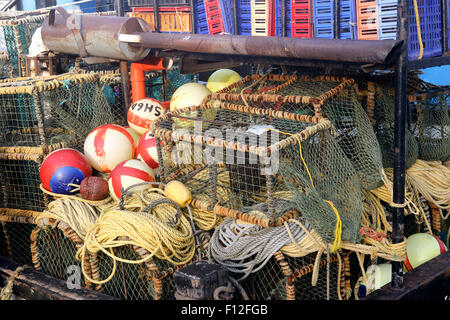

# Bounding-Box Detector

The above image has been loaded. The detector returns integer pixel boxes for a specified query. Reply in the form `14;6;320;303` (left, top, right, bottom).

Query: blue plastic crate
237;0;252;35
312;0;356;39
275;0;292;37
313;0;333;38
340;0;357;39
377;0;443;60
218;0;235;34
194;0;209;34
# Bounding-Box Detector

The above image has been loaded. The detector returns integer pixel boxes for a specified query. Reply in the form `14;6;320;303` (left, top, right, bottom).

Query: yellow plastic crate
130;10;192;33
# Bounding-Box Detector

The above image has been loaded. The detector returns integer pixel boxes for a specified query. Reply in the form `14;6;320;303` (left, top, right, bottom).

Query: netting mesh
0;14;48;77
373;84;419;169
32;225;87;287
0;211;36;266
410;94;450;162
146;68;195;102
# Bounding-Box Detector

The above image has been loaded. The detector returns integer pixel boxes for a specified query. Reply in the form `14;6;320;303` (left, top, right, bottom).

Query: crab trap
31;218;198;299
208;73;385;191
152;100;364;247
29;184;208;301
0;14;48;78
0;209;38;267
207;214;353;300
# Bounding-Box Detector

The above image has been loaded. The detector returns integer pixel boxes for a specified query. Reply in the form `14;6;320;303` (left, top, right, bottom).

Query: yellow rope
0;266;26;300
77;189;196;285
413;0;424;60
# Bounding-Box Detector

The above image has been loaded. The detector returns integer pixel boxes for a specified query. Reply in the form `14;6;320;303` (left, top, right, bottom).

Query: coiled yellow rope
76;188;196;285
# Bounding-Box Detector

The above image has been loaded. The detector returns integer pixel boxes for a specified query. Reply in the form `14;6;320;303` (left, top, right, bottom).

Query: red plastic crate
204;0;227;34
291;0;312;38
132;6;191;12
356;0;378;40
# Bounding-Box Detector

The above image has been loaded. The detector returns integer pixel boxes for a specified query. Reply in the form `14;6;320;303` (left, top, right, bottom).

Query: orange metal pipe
130;56;173;104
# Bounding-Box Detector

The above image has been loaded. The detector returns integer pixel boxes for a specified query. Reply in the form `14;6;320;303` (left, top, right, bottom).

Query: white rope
209;217;311;280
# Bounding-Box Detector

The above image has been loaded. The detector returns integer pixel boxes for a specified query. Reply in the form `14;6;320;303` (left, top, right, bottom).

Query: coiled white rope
209;217;311;280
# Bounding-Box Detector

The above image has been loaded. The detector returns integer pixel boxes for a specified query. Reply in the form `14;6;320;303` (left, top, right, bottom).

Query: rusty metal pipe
41;9;151;62
119;32;403;65
41;10;402;66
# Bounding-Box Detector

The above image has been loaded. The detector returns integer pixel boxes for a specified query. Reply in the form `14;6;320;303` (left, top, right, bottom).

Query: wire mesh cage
90;246;198;300
0;131;76;212
152;100;364;247
0;209;38;267
30;220;92;289
409;92;450;163
0;14;48;78
0;73;121;152
209;73;385;191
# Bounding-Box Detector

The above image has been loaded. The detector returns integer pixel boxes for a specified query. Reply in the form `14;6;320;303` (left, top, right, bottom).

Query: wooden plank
363;251;450;300
0;255;118;300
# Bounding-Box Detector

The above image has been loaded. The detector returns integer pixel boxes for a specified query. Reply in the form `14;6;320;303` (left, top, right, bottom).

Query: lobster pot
90;246;197;300
0;131;76;212
0;14;48;77
210;73;384;191
30;220;92;289
152;101;363;245
410;93;450;163
99;72;128;126
241;251;348;300
0;73;120;151
0;209;38;266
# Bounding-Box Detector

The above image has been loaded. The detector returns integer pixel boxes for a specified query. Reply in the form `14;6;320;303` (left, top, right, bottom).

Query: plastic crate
291;0;312;38
275;0;292;37
251;0;274;36
340;0;357;39
237;0;252;35
376;0;443;60
128;0;190;7
129;8;192;32
356;0;378;40
204;0;235;35
313;0;334;38
194;0;209;34
409;0;442;60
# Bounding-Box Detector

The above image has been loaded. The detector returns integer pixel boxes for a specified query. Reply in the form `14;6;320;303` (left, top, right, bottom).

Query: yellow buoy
164;180;192;208
404;233;447;271
206;69;242;93
170;82;215;129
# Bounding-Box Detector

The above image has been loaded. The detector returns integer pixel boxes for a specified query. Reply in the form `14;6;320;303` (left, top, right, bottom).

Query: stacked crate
291;0;313;38
313;0;356;39
194;0;210;34
275;0;292;37
129;6;192;33
375;0;443;60
251;0;274;36
356;0;379;40
238;0;253;35
193;0;234;35
204;0;235;35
